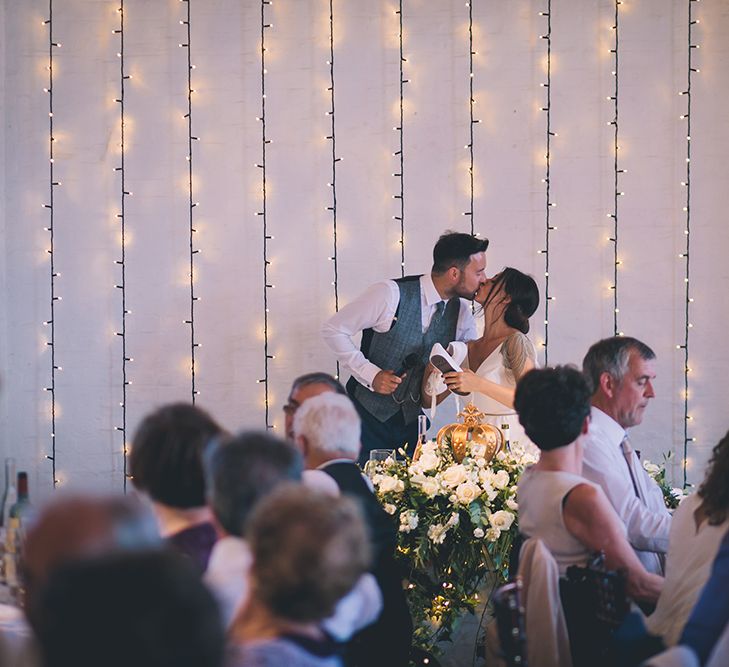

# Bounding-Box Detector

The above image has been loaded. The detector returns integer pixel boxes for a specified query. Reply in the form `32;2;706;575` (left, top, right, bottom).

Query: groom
322;231;488;464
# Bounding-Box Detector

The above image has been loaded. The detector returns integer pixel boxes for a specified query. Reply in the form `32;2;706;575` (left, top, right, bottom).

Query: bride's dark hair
482;268;539;334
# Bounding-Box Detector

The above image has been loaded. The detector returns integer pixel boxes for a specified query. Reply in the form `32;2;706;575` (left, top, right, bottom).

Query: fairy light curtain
0;0;726;499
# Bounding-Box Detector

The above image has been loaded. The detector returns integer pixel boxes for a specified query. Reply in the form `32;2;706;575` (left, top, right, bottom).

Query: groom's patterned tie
429;300;445;329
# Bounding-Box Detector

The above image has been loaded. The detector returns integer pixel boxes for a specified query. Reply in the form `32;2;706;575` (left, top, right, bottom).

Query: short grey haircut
582;336;656;393
293;392;361;459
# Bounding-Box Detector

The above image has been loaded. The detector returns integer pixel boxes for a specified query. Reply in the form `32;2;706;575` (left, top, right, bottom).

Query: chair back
517;538;572;667
492;580;528;667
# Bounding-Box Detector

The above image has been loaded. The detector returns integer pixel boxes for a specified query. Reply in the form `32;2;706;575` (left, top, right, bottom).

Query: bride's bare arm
443;370;516;408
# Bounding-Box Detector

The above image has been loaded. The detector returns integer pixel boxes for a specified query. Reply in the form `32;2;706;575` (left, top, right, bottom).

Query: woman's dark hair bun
497;268;539;334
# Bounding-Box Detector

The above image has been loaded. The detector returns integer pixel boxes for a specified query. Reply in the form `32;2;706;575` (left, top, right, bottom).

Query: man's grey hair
582;336;656;393
288;372;346;401
293;392;361;460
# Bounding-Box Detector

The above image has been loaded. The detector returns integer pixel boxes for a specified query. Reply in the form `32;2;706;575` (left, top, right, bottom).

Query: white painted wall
1;0;728;501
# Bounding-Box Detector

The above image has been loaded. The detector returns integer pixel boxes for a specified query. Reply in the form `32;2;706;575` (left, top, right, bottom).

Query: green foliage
642;451;690;510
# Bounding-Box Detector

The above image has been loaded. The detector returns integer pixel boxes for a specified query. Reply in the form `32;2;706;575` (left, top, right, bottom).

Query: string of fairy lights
256;0;274;429
607;1;624;336
17;3;715;487
465;1;480;234
393;0;406;275
326;0;341;379
539;1;554;365
679;0;699;486
179;0;200;404
112;2;132;491
42;0;61;488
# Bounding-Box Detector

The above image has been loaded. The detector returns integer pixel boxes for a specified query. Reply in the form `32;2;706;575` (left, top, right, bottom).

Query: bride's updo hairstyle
483;267;539;334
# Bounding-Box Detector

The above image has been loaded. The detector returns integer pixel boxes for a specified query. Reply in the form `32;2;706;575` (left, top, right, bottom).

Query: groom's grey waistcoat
346;275;460;425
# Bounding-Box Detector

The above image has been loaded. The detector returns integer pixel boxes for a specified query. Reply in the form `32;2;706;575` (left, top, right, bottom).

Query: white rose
411;474;441;498
417;451;440;473
454;481;482;505
384;503;396;515
470;443;487;459
446;512;460;528
478;468;496;486
485;526;501;541
420;440;439;456
477;476;497;502
642;460;660;476
421;477;441;498
473;527;485;538
489;510;515;531
440;464;468;488
399;510;419;533
378;475;404;494
506;498;519;511
427;523;447;544
492;469;511;489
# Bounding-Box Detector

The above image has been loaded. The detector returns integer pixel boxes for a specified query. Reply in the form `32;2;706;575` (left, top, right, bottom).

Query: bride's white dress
449;332;539;459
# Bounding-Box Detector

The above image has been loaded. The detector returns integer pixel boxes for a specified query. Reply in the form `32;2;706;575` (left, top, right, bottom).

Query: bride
422;267;540;454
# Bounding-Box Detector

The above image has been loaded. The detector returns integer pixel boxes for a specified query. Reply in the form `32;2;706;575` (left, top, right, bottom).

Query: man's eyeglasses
282;401;299;416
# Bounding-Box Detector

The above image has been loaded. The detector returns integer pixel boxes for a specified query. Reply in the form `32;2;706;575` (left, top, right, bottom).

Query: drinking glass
364;448;395;477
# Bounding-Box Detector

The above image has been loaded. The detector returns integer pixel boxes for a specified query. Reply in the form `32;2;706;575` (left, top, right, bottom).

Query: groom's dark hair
432;231;489;273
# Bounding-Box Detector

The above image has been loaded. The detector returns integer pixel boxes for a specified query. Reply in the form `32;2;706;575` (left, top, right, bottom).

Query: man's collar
590;406;627;445
422;273;445;307
316;457;356;470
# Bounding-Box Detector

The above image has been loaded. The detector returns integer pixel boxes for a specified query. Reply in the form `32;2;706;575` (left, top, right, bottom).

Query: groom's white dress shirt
581;406;671;575
322;274;478;390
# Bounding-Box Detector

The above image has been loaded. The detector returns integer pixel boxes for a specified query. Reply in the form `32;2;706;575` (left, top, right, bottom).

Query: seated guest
23;495;160;627
642;530;729;667
646;430;729;647
582;337;671;575
293;393;413;666
515;366;663;602
679;528;729;666
129;403;223;572
204;431;303;627
228;486;370;667
204;431;381;640
0;495;160;667
284;372;347;440
283;372;348;496
34;551;225;667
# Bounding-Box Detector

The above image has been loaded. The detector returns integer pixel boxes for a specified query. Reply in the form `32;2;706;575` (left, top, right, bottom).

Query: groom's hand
372;369;403;395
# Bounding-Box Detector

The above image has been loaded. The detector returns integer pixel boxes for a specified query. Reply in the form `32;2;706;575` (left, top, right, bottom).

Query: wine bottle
9;472;31;521
5;472;32;594
500;421;511;452
1;458;17;528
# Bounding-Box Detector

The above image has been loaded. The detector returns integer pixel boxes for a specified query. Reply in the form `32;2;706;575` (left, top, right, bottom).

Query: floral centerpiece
642;452;690;510
368;408;536;652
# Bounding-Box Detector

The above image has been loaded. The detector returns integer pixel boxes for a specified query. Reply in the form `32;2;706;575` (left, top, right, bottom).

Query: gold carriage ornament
434;403;504;464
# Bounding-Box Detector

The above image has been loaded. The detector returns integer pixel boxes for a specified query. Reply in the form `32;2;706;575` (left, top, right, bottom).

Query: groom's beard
453;282;483;301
